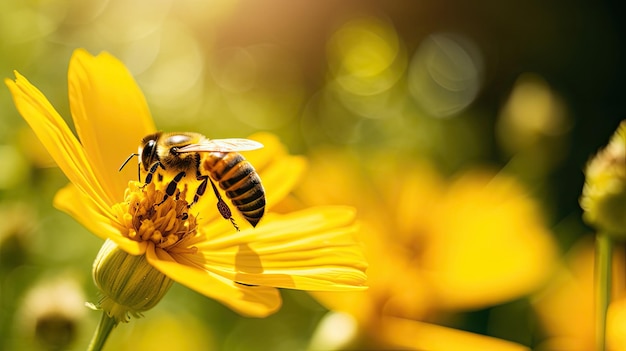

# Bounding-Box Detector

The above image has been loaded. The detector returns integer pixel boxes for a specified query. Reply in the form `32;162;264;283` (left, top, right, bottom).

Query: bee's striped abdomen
204;152;266;227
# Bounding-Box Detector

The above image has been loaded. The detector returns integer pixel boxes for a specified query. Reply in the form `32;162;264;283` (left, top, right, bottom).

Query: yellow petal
54;183;146;256
193;206;367;290
607;297;626;351
5;72;114;212
145;244;282;317
380;317;530;351
258;155;306;210
424;171;558;309
68;49;156;201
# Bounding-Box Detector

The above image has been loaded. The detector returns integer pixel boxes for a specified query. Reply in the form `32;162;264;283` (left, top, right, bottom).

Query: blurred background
0;0;624;350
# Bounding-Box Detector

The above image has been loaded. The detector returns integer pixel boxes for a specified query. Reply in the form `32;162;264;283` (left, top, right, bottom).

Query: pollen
113;181;198;252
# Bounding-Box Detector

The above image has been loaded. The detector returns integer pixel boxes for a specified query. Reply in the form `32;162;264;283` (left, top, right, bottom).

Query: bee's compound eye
141;139;157;170
165;134;192;146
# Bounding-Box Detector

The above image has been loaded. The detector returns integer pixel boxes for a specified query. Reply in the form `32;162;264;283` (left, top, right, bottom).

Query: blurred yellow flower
5;49;367;321
533;238;626;351
293;149;558;350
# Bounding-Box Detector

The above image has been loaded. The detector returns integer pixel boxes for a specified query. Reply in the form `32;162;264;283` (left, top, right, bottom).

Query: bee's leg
144;161;161;185
156;171;186;205
193;173;239;231
209;178;239;231
190;174;208;206
188;153;206;206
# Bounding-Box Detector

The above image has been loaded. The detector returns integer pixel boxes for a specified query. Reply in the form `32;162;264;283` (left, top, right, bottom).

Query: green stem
595;233;612;351
87;312;118;351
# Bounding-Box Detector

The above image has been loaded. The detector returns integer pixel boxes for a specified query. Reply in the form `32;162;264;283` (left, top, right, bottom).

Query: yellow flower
5;49;367;321
294;149;557;350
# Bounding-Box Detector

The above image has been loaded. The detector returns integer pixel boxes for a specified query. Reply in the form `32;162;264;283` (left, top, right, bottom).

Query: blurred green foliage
1;0;624;350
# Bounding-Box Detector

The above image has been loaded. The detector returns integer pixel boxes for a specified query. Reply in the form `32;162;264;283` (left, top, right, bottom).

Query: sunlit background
1;0;625;350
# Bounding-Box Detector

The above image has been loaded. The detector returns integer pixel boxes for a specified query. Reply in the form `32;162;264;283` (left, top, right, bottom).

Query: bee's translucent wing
177;138;264;153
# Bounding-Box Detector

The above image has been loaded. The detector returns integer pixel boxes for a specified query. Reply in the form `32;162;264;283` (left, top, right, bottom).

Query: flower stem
595;233;612;351
87;312;118;351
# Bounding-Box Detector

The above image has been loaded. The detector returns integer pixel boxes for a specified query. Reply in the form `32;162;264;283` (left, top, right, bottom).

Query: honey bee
121;132;266;229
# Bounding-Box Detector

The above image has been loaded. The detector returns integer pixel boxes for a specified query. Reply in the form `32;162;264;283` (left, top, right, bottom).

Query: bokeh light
327;16;406;98
408;32;483;118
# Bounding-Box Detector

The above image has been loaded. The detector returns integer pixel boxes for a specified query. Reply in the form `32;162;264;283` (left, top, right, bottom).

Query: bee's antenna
119;153;139;172
119;153;141;181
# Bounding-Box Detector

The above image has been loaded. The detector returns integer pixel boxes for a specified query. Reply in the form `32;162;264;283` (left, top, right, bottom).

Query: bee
121;132;266;229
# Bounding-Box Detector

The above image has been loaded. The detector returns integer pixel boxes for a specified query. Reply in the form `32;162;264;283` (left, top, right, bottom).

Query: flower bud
92;239;173;322
580;121;626;239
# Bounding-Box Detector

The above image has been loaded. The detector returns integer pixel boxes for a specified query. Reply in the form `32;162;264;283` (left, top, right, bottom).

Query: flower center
113;181;197;251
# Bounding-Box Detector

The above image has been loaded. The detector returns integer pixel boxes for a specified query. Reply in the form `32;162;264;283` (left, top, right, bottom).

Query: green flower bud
580;120;626;239
92;239;173;323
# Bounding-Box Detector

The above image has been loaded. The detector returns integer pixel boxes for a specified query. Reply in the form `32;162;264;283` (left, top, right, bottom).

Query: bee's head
139;132;162;171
